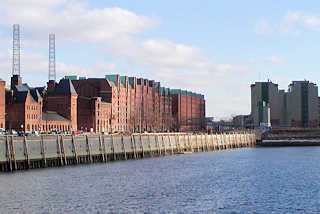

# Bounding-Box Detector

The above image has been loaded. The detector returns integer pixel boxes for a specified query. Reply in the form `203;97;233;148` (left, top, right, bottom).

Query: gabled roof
55;79;77;95
12;84;41;103
42;111;70;122
14;84;30;92
30;89;42;101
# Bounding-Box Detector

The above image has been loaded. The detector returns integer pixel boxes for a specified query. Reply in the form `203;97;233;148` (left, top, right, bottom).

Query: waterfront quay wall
0;132;256;172
262;128;320;140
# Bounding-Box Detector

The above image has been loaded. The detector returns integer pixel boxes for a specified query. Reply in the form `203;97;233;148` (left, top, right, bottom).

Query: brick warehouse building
5;75;74;133
2;73;205;133
70;75;173;132
171;89;206;131
69;74;205;133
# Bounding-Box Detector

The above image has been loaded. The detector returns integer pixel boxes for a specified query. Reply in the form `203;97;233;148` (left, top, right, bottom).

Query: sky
1;0;320;120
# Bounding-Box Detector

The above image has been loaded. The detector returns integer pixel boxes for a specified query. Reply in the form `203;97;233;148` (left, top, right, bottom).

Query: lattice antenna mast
49;33;56;81
12;24;20;76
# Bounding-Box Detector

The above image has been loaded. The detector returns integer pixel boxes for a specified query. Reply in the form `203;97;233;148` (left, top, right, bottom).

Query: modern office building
251;80;319;128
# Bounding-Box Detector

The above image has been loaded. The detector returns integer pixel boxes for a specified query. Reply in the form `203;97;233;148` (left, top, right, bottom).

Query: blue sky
1;0;320;119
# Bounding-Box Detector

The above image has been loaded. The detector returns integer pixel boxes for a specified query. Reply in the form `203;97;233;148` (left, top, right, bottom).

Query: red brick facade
71;75;177;133
171;90;205;131
6;76;74;133
4;74;205;133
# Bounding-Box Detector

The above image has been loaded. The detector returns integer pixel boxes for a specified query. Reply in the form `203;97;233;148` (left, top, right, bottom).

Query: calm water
1;147;320;213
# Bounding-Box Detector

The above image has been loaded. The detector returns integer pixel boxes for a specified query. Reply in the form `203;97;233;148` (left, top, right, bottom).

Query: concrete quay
0;132;257;172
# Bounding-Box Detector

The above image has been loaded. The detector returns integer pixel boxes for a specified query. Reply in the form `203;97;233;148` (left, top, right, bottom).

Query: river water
1;147;320;213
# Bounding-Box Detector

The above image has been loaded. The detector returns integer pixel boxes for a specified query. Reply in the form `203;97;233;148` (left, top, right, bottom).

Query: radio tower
49;33;56;82
12;24;20;76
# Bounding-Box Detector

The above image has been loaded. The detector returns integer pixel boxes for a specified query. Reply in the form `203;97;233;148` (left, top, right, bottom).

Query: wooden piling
147;135;153;157
56;135;64;166
40;136;47;167
121;135;127;160
86;135;93;163
10;136;17;171
131;135;137;159
23;136;30;169
162;135;167;156
99;135;106;162
155;135;161;156
111;135;116;161
61;136;68;165
168;135;173;154
5;136;12;172
196;134;199;152
140;135;144;158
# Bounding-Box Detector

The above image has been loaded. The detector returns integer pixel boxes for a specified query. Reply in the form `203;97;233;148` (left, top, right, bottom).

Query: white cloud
247;56;286;64
0;0;157;43
108;37;211;71
255;10;320;36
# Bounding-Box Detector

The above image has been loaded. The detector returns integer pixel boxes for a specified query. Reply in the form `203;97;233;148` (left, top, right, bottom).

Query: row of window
26;105;39;111
26;114;39;120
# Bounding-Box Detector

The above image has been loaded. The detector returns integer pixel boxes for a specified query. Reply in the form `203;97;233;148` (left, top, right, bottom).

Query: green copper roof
129;77;135;88
137;78;142;85
120;76;126;88
155;82;160;90
170;89;204;99
105;74;118;87
65;75;78;80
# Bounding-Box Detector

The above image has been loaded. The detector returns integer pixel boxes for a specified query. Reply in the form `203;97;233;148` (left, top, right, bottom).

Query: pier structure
0;132;257;172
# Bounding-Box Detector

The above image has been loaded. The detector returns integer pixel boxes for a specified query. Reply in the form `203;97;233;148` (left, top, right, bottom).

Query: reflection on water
1;147;320;213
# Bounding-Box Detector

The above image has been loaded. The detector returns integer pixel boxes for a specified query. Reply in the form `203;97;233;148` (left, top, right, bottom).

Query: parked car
11;130;18;135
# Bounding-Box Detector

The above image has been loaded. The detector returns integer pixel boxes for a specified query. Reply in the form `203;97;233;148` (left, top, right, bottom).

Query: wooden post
61;136;68;165
210;134;214;151
188;135;192;152
23;136;30;169
195;135;199;152
131;135;137;159
219;134;222;150
177;135;181;153
148;135;153;157
205;134;209;152
5;136;12;172
86;135;93;163
56;135;64;166
10;136;17;171
40;136;46;168
226;133;230;149
162;135;167;156
155;135;160;156
99;135;105;162
111;135;116;161
121;135;127;160
102;135;108;162
201;134;204;152
70;135;79;164
168;135;173;154
140;134;144;158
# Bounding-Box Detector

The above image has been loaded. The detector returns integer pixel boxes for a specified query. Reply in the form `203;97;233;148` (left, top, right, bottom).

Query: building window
27;124;30;131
